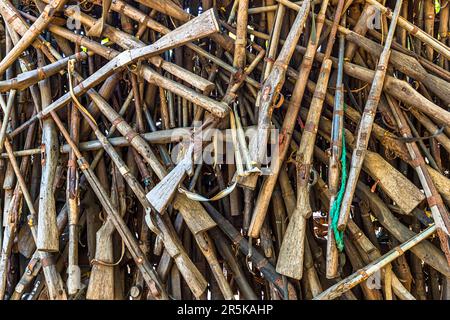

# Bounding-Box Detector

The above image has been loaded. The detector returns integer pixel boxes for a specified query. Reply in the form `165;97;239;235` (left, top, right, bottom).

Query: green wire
328;105;348;251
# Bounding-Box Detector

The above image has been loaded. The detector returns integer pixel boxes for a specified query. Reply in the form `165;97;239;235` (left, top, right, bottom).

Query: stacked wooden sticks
0;0;448;300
